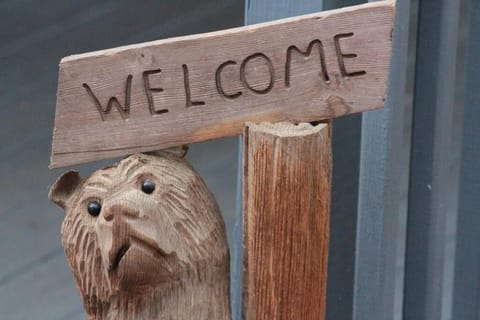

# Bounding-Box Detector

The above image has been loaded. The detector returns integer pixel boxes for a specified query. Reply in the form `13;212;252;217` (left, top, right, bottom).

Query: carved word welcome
82;33;365;122
51;1;394;168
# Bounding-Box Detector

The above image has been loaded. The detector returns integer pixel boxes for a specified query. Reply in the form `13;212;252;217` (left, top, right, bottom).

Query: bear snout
102;203;140;222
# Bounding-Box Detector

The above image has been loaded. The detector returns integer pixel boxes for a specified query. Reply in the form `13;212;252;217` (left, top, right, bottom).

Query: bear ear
146;145;188;158
48;171;83;209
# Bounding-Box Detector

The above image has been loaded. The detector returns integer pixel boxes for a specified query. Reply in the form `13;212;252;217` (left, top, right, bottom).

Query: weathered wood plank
51;1;395;168
243;122;332;320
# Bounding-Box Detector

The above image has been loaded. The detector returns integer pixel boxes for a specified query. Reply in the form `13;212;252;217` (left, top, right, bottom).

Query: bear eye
87;201;102;217
141;179;155;194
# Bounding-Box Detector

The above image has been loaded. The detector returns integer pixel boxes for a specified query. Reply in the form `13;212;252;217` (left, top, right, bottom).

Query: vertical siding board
354;1;418;320
452;0;480;319
403;0;469;319
233;138;244;320
322;3;366;320
323;0;364;9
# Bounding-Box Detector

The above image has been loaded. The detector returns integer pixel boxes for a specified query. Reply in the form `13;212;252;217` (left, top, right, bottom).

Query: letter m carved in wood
285;40;330;87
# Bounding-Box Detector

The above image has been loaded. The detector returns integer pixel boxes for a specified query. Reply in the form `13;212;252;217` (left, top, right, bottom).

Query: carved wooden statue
49;149;231;320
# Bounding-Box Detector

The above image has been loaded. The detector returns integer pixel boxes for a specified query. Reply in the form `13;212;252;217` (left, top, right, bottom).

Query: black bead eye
141;179;155;194
87;201;102;217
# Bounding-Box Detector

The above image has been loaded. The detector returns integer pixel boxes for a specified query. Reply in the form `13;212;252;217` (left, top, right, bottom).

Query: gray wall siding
452;0;480;319
354;1;418;320
404;0;469;319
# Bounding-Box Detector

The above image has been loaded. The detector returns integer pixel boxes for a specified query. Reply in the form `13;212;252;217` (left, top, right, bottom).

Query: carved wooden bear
49;150;231;320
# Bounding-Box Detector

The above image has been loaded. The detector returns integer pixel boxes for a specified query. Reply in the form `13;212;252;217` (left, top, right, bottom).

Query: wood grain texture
49;151;231;320
243;122;332;320
51;1;395;168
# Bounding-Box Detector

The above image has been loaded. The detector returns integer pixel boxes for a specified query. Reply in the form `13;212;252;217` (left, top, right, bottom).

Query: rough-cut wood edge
61;1;394;64
243;121;332;319
50;0;395;168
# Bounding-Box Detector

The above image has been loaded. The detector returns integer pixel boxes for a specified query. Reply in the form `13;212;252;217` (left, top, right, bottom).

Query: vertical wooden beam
243;122;331;320
234;3;323;319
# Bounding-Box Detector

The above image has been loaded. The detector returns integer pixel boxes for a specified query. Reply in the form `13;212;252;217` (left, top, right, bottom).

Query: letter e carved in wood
334;33;367;77
143;69;168;115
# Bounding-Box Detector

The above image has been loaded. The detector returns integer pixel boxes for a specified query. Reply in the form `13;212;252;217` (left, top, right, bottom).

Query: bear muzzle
95;203;182;292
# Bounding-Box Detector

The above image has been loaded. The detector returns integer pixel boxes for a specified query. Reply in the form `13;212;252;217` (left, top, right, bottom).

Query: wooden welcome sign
50;1;394;168
49;2;395;319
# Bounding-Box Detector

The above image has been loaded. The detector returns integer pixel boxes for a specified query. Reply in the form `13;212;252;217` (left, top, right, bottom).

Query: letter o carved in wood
240;53;275;95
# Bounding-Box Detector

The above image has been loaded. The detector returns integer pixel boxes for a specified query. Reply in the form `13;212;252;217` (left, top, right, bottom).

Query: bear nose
103;204;140;222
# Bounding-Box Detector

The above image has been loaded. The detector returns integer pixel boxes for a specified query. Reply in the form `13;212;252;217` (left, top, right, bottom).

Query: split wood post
49;2;395;319
243;122;331;320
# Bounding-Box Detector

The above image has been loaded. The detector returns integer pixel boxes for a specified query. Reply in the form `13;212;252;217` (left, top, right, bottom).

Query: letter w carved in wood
82;75;133;121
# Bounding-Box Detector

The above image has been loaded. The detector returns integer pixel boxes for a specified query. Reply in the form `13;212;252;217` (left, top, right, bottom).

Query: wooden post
243;122;332;320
